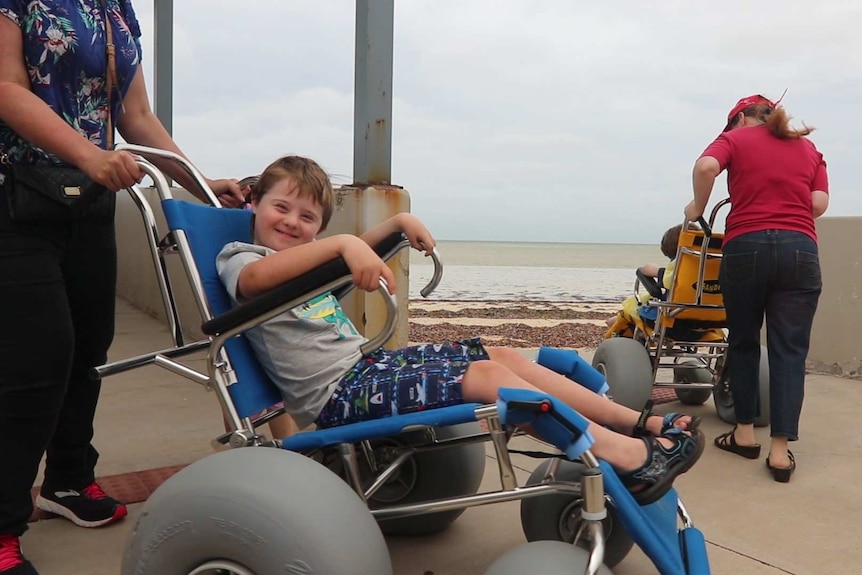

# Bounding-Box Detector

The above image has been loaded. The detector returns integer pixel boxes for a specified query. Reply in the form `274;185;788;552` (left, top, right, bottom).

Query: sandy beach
408;300;619;349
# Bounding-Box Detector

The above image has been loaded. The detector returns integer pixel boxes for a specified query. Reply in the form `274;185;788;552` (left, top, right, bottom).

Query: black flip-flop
714;427;761;459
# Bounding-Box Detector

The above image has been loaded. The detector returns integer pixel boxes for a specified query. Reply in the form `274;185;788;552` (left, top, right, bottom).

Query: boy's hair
249;156;334;231
660;223;701;260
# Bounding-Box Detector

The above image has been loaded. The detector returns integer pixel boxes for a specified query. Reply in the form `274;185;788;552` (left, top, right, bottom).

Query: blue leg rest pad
496;387;594;460
536;346;610;395
680;526;712;575
601;460;708;575
278;403;483;452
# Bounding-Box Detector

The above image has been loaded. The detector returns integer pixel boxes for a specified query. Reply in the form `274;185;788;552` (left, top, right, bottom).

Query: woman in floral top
0;3;244;573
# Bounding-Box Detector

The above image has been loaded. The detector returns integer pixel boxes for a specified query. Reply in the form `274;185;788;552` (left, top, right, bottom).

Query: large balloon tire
520;460;634;568
121;447;392;575
591;338;655;411
485;541;614;575
673;361;713;405
713;345;771;427
359;422;487;536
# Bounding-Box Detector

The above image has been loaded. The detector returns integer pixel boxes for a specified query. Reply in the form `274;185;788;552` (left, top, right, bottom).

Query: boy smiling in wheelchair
216;155;705;505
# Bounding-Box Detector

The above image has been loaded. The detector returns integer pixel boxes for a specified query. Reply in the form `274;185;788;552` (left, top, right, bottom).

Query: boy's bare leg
461;358;668;472
268;412;299;439
483;346;690;436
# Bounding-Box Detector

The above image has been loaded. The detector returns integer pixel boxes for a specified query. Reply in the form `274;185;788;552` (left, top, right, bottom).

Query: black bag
3;163;115;223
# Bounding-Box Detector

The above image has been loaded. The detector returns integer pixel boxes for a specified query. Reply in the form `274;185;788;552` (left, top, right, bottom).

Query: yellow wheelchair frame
593;199;770;427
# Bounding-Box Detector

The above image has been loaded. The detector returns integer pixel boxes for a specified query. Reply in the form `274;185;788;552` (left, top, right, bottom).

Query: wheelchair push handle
116;143;222;206
419;246;443;298
686;197;730;236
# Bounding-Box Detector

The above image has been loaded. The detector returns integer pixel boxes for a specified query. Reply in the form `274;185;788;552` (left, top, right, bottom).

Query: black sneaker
0;534;39;575
35;482;127;528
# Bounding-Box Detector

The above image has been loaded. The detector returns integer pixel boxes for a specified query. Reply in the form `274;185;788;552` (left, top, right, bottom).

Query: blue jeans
720;230;821;440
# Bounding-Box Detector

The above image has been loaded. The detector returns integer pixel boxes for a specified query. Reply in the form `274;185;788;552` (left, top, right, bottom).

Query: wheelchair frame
640;204;730;399
103;145;710;575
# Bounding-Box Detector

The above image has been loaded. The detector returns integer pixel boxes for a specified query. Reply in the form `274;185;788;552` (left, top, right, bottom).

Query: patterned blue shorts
315;337;490;429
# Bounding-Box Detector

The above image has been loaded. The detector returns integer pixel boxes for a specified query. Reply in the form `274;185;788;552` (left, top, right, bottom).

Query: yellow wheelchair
594;199;770;427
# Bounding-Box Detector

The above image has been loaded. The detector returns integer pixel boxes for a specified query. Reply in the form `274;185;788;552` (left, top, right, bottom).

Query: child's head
248;156;334;250
660;224;684;260
660;223;700;260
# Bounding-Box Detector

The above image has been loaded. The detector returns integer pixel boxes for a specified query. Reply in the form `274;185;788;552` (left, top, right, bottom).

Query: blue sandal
620;427;705;505
633;400;701;438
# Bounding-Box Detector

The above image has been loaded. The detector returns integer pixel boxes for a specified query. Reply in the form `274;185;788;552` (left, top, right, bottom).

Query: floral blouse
0;0;142;165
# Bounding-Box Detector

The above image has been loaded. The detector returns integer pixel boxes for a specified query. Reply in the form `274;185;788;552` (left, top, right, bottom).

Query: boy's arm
638;263;661;278
237;235;395;299
360;213;436;255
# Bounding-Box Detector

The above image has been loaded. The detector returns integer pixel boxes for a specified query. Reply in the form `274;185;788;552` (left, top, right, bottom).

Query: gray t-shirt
216;241;366;429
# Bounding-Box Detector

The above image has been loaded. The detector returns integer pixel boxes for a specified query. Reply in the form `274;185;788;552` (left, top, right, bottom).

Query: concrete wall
116;196;861;379
809;217;862;378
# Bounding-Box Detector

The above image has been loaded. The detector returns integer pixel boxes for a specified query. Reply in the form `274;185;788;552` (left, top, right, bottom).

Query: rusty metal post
153;0;174;137
335;0;409;348
353;0;394;185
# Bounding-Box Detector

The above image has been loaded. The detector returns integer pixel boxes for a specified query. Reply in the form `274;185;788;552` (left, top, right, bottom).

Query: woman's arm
116;68;245;206
685;156;722;220
812;190;829;218
0;16;141;190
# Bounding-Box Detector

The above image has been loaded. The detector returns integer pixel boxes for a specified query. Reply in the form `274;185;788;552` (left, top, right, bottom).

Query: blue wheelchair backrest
161;199;283;418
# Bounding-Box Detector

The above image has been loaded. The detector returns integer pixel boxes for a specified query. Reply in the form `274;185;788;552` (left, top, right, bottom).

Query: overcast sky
130;1;862;244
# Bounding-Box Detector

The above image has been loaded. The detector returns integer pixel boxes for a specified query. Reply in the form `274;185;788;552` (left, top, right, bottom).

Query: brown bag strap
101;0;118;150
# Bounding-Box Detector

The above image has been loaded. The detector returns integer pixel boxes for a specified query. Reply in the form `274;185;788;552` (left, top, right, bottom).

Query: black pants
0;187;116;536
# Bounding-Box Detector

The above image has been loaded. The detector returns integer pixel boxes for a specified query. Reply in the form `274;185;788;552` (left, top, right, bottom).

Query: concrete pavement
19;298;862;575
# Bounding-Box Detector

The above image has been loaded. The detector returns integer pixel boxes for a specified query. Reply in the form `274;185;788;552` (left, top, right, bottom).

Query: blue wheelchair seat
162;200;283;418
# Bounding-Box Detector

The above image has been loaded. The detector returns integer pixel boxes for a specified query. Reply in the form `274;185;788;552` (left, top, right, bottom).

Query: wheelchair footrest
279;403;483;452
496;388;594;460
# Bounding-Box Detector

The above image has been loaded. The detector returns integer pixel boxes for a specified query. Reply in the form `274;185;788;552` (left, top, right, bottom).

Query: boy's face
252;178;324;251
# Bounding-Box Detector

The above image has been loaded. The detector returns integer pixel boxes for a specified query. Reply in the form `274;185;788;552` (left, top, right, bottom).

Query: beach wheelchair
597;202;770;426
104;145;713;575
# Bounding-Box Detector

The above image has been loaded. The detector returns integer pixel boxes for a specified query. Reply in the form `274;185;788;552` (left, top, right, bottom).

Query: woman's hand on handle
208;178;246;208
683;200;702;222
79;149;144;192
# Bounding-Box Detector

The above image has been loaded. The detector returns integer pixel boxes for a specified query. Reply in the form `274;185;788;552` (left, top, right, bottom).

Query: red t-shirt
700;125;828;243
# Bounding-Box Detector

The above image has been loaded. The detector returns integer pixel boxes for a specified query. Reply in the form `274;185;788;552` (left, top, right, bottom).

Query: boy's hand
398;213;436;256
341;236;397;294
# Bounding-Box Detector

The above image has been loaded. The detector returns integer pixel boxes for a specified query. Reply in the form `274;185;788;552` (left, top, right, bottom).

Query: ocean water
409;241;664;302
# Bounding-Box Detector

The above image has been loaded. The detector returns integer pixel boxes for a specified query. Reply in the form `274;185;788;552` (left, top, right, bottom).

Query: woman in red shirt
684;94;829;482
